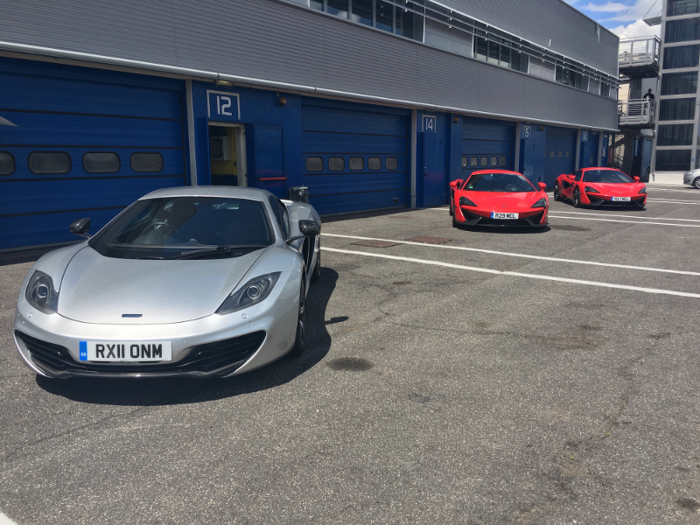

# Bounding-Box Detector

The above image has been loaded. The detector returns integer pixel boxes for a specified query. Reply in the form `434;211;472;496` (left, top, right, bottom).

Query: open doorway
209;123;247;186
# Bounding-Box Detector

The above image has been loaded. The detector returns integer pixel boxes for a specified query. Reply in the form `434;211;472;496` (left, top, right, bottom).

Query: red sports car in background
450;170;549;228
553;167;647;208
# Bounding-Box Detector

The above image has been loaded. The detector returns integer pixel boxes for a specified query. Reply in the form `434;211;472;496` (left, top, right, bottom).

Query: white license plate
491;212;519;219
612;197;631;202
79;341;172;362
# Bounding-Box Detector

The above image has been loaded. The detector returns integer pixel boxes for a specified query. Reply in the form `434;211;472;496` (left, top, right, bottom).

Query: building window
395;0;423;39
667;0;700;16
461;156;468;167
328;157;345;171
368;157;382;170
351;0;372;25
0;152;14;175
659;98;696;121
655;149;691;171
661;72;698;95
306;156;324;172
327;0;348;18
386;157;398;170
28;152;71;174
657;124;694;146
376;1;393;32
470;157;478;167
663;45;700;69
310;0;323;11
130;153;163;173
473;37;528;73
556;66;584;90
349;157;364;170
665;18;700;44
601;83;611;98
83;152;120;174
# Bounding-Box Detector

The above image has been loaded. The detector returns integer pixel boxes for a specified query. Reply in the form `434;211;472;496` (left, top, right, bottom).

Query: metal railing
618;98;655;126
618;36;660;68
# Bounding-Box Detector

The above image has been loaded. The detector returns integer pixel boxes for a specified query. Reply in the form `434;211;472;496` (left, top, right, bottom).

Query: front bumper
457;206;547;227
684;172;698;185
582;193;646;207
13;271;300;379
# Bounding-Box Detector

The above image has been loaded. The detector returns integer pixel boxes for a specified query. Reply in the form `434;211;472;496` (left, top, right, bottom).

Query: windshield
582;170;633;183
90;197;273;260
464;173;535;192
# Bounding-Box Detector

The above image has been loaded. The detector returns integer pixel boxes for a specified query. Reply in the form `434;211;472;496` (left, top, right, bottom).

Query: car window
465;172;536;192
269;196;290;239
582;170;634;183
89;197;274;259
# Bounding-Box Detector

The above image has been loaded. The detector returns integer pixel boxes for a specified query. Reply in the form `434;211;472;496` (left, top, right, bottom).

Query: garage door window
306;157;324;172
480;156;488;167
386;157;398;170
83;152;120;174
329;157;345;171
28;152;71;174
470;157;478;167
0;152;14;175
368;157;382;170
130;153;163;173
349;157;364;170
490;156;497;166
499;156;506;166
461;156;468;167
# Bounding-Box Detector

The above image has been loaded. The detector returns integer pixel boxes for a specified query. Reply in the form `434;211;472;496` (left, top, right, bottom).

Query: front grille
15;330;266;377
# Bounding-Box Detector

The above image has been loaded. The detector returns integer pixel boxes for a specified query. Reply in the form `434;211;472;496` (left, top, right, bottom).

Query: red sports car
450;170;549;228
553;167;647;208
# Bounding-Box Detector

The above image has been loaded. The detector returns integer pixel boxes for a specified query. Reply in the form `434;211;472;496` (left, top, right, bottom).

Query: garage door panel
310;190;407;216
0;208;128;251
301;100;408;215
462;119;515;172
302;133;405;155
545;127;577;187
2;112;184;148
0;74;183;119
0;176;184;216
302;107;407;136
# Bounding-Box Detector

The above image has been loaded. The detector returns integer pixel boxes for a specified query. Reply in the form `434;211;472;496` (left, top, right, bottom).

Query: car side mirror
299;220;320;237
69;218;91;239
449;180;463;190
633;176;640;182
538;182;547;190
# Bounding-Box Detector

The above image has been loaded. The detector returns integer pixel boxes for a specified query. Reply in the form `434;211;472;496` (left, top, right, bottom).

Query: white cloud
581;0;661;22
582;2;631;13
609;18;661;38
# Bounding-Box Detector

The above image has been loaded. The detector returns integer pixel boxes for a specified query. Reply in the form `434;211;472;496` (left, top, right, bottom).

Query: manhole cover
351;240;402;248
406;236;451;244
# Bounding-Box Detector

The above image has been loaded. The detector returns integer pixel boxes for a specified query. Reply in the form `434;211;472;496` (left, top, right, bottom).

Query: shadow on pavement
36;268;339;406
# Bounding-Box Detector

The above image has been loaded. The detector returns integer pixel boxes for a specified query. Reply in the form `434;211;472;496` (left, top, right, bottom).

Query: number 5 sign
207;90;241;121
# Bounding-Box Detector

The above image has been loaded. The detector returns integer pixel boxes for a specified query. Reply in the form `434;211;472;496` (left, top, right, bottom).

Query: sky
565;0;663;38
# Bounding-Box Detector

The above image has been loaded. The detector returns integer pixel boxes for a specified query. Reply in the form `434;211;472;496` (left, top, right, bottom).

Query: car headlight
459;196;476;207
25;271;59;314
217;272;281;315
531;198;547;209
584;186;599;193
638;187;647;194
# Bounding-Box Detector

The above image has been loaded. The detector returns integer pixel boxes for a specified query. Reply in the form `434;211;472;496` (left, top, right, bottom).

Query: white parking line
322;233;700;276
548;215;700;228
322;247;700;299
648;198;700;205
543;210;700;223
648;188;695;193
0;512;17;525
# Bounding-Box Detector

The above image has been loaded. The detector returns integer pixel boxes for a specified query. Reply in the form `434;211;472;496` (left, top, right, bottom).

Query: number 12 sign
207;90;241;121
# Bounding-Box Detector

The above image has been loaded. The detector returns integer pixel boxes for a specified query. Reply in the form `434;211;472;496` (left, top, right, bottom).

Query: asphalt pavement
1;185;700;524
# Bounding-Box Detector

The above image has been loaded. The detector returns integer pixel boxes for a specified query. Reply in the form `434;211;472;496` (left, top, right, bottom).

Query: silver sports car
13;187;322;379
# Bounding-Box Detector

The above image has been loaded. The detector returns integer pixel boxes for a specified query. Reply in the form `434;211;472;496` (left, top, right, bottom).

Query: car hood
460;191;545;210
582;182;644;195
57;246;266;325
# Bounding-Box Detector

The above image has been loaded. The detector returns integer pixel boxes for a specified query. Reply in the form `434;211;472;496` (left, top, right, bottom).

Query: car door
562;170;581;199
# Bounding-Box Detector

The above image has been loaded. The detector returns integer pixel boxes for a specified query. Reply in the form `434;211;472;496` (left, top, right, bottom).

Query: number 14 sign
207;90;241;121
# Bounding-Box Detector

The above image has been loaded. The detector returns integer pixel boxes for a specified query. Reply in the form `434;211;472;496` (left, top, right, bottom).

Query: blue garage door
301;99;409;215
461;117;515;179
0;58;187;251
544;126;577;187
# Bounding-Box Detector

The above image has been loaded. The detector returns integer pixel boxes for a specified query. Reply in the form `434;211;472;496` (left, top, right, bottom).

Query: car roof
139;186;273;201
580;167;619;171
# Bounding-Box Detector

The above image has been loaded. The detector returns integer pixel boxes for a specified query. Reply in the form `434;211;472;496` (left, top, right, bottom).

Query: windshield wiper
168;245;267;260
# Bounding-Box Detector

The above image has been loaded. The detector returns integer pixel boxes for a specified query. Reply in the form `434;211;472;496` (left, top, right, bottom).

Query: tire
573;188;582;208
449;204;453;217
694;177;700;190
287;279;306;358
553;183;561;202
452;212;459;228
311;242;321;283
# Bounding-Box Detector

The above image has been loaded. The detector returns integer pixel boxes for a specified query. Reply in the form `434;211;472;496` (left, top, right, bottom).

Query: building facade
0;0;619;251
654;0;700;179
